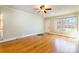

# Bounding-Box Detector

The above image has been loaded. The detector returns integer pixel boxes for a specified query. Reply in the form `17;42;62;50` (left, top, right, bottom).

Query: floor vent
36;33;44;36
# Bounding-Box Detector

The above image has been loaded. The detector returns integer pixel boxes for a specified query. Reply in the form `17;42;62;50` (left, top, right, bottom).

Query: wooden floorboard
0;34;56;53
0;34;76;53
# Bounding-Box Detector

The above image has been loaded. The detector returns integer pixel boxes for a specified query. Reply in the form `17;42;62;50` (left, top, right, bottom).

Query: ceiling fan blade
45;8;52;10
44;11;47;13
40;5;45;9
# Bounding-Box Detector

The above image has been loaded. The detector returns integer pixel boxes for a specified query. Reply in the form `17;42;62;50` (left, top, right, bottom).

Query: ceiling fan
34;5;52;13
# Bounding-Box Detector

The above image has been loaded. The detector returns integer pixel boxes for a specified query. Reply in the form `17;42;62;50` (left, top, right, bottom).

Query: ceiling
3;5;79;17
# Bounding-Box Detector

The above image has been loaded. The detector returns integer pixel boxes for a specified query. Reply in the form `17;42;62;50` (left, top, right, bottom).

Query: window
55;16;78;34
0;13;3;40
0;14;3;32
63;16;77;34
55;18;62;32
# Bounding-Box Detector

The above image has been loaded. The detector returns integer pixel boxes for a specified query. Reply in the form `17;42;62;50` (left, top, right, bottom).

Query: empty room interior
0;5;79;53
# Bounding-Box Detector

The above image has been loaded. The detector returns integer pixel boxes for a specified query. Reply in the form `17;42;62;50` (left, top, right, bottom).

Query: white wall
0;6;44;40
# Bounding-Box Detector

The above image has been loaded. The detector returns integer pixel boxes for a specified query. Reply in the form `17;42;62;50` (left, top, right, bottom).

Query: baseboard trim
47;32;76;39
0;33;43;43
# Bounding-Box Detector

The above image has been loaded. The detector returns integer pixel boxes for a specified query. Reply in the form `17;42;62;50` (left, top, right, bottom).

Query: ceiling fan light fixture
40;9;44;12
34;5;52;14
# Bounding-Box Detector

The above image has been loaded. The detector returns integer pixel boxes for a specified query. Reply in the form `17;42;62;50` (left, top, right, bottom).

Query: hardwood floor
0;34;77;53
0;34;56;53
